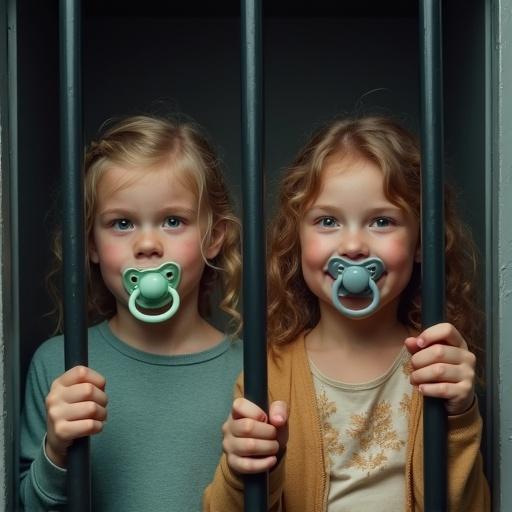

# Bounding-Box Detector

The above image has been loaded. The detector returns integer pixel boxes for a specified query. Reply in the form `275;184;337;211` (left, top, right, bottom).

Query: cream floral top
310;347;413;511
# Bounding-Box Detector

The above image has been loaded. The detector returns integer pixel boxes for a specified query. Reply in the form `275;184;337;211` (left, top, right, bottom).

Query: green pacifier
327;256;385;318
122;262;181;323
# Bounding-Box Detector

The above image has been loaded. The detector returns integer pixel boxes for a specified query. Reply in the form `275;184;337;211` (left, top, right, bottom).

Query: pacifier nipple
139;273;169;303
122;262;182;323
342;267;370;294
327;256;385;319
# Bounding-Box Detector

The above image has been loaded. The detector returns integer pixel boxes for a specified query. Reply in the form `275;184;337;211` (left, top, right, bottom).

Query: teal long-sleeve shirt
20;321;243;511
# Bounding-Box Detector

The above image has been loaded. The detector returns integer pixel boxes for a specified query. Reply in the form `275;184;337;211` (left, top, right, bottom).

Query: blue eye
113;219;133;231
164;216;182;228
371;217;394;228
319;216;338;228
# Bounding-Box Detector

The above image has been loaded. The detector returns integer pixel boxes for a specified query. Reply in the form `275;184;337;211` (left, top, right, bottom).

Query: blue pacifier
122;262;181;323
327;256;385;318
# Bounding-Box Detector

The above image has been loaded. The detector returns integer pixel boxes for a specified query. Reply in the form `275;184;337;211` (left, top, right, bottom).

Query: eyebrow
307;204;404;216
98;206;197;217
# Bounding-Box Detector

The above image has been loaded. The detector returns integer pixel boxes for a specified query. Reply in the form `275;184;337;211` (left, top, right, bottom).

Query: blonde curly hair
49;115;241;335
267;116;483;364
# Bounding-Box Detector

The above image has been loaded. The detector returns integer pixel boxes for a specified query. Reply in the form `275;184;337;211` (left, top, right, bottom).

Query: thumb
269;400;288;427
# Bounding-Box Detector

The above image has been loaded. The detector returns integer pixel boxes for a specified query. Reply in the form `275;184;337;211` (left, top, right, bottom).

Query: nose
134;228;164;259
338;228;369;260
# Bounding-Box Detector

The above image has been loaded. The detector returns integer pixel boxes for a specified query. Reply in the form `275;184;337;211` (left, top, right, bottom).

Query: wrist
45;436;68;468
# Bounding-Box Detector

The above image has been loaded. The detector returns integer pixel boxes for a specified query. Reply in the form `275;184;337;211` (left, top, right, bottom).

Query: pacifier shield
122;262;181;323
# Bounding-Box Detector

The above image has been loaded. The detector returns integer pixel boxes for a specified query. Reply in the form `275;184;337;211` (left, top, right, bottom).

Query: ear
205;221;227;260
89;238;100;264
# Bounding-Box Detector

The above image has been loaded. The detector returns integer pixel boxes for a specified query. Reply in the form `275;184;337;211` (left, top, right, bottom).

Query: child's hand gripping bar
122;262;181;323
327;256;385;318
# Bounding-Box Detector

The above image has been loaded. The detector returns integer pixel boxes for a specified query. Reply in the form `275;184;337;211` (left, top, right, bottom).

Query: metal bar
5;0;21;508
241;0;268;510
59;1;90;510
419;1;447;511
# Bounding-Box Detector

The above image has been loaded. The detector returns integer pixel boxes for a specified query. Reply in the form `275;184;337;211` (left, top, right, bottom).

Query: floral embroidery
402;358;413;376
399;393;412;416
317;389;345;467
346;401;405;472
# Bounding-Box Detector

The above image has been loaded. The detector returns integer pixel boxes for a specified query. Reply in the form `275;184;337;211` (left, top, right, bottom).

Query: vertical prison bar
241;0;269;510
419;1;447;510
59;1;91;510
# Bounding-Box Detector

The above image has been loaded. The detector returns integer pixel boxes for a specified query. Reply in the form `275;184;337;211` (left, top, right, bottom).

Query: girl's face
89;164;221;317
299;154;420;319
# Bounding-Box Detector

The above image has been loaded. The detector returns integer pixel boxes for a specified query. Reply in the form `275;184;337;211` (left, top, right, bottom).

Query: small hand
222;398;289;474
405;323;476;416
45;365;108;467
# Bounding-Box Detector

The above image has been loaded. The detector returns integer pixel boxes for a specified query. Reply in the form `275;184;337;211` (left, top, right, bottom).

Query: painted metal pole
241;0;269;510
59;1;90;510
419;1;447;511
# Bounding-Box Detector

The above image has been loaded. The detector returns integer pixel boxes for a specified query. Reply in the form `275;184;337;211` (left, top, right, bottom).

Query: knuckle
433;344;445;361
241;418;255;436
83;383;95;399
87;401;98;417
434;363;445;377
75;365;88;379
466;351;477;367
244;438;257;454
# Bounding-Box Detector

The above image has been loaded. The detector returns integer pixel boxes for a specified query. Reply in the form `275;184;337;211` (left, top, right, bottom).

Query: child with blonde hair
20;115;242;511
204;116;489;511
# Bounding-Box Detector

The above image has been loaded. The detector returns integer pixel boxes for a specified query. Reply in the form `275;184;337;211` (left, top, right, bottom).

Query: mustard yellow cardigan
204;334;490;511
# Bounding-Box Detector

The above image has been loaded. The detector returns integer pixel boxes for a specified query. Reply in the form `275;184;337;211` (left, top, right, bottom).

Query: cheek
299;232;326;270
380;237;415;268
95;242;127;269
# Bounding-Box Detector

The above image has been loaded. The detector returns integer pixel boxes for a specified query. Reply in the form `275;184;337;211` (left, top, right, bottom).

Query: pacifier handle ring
128;286;180;323
331;273;381;318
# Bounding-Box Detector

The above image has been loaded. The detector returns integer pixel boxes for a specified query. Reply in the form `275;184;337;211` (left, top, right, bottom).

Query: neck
109;291;223;355
308;297;408;352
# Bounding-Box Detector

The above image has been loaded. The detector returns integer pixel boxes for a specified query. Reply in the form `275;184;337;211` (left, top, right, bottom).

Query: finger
59;382;109;407
410;362;474;386
53;402;108;423
230;417;277;440
232;397;267;422
269;401;288;427
53;418;104;442
417;381;473;401
225;436;280;458
226;453;277;474
411;344;476;371
58;366;107;390
416;323;468;350
404;336;422;355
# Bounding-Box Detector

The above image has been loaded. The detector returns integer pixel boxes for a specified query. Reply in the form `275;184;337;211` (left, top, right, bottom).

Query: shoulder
28;324;106;375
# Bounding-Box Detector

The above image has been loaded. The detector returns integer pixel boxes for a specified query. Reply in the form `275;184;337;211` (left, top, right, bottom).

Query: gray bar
59;1;90;510
419;1;447;511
